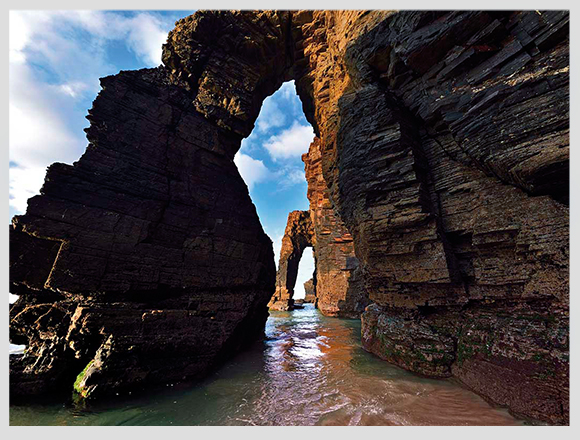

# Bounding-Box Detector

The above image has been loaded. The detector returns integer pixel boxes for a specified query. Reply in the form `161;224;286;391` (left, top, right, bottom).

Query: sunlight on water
10;304;522;426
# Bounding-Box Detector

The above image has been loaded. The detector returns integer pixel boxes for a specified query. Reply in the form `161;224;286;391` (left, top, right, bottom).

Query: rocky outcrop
10;62;275;398
303;278;316;304
335;11;569;425
268;211;314;311
10;10;568;424
268;155;369;317
302;138;369;318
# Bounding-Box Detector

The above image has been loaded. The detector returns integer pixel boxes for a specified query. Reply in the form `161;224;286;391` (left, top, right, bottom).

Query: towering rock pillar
302;138;369;318
9;10;307;399
303;278;316;304
268;211;314;311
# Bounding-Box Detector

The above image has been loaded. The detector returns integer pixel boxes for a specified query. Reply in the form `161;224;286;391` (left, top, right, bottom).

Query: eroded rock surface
303;278;316;304
268;151;369;317
333;11;569;425
268;211;314;311
10;9;568;424
302;137;369;318
10;65;275;398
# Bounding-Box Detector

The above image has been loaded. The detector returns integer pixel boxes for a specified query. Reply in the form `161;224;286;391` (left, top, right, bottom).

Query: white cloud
234;152;273;190
282;168;306;186
57;82;90;99
256;96;286;133
9;11;179;217
254;81;304;135
278;81;296;100
9;166;47;215
264;121;314;161
125;14;169;66
9;62;83;168
269;167;306;192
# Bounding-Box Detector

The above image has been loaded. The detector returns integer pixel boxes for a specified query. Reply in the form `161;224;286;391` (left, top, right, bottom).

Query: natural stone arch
268;211;314;311
9;10;320;398
9;10;569;424
162;10;319;138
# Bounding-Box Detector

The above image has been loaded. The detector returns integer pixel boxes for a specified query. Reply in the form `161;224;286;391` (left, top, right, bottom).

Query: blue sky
9;10;315;298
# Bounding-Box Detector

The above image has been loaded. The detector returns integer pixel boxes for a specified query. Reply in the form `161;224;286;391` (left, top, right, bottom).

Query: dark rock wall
10;56;275;398
329;11;569;424
10;10;568;424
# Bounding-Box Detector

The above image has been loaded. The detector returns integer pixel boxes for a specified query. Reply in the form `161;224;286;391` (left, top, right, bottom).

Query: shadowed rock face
9;66;276;398
335;12;569;425
10;10;568;424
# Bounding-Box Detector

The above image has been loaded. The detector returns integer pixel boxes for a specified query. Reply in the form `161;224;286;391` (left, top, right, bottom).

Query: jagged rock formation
302;138;369;318
9;60;276;398
268;210;314;311
268;175;367;317
303;278;316;304
339;12;569;425
10;10;568;424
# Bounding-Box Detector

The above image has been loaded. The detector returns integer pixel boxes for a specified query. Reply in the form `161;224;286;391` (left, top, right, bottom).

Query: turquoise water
9;304;522;426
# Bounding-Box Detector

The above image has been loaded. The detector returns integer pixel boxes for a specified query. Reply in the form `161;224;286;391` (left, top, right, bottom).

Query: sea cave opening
232;80;318;313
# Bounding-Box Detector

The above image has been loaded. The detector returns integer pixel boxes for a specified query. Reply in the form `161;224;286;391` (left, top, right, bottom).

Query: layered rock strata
302;138;369;318
303;278;316;304
10;9;568;424
10;41;279;398
268;210;314;311
335;11;569;425
268;167;367;317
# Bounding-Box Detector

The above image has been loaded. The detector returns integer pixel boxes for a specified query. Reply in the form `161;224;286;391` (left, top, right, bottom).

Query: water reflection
10;304;522;426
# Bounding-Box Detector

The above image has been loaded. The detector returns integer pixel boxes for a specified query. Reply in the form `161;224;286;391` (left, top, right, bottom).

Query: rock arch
268;211;314;311
10;10;315;399
10;10;569;424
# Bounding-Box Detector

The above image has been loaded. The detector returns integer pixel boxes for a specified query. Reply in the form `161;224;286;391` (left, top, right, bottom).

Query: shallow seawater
9;304;522;426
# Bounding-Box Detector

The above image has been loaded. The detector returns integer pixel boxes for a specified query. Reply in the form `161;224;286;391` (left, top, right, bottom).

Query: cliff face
303;278;316;304
302;137;369;318
10;10;568;424
269;137;369;317
333;12;569;424
9;66;276;398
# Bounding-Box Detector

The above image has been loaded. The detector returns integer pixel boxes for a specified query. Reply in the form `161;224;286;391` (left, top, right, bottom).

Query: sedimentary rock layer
335;11;569;425
302;138;369;318
303;278;316;304
268;210;314;311
10;9;568;424
10;65;275;398
268;156;368;317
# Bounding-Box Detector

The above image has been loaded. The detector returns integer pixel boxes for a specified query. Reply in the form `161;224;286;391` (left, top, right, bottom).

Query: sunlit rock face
303;278;316;304
10;10;568;424
268;210;314;311
302;137;369;318
269;143;369;317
